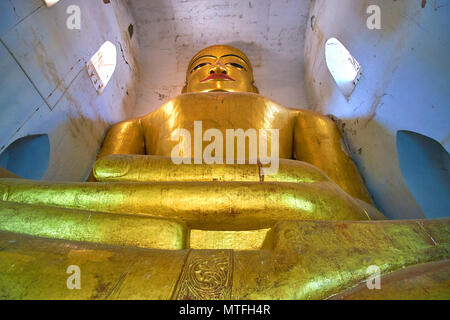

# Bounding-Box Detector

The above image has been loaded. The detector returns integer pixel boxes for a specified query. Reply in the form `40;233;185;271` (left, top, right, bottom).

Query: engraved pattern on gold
173;250;233;300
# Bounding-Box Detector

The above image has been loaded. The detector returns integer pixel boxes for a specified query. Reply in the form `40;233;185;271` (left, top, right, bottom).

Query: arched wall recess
43;0;60;7
325;37;362;100
0;134;50;180
397;130;450;219
86;41;117;95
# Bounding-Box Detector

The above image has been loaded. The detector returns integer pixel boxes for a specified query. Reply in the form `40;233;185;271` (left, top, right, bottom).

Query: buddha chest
142;92;297;160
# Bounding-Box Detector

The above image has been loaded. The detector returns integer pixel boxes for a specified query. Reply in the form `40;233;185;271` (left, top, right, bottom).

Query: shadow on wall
50;117;111;182
0;134;50;180
331;115;426;220
397;130;450;219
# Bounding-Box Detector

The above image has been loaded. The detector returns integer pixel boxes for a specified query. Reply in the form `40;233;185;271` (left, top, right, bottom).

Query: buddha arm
87;119;145;181
293;110;374;204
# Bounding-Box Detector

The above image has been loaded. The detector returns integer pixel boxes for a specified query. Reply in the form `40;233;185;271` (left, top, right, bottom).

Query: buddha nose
209;62;227;74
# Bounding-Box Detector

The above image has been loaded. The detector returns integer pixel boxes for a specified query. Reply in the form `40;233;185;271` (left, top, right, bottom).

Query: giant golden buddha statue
0;45;448;300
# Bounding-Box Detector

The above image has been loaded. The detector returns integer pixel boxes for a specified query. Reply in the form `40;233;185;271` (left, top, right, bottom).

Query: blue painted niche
397;130;450;219
0;134;50;180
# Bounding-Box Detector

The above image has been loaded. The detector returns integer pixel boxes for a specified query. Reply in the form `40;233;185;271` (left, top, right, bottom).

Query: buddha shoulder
147;92;295;117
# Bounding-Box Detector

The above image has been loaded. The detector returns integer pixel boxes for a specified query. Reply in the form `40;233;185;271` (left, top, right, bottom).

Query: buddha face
184;45;259;94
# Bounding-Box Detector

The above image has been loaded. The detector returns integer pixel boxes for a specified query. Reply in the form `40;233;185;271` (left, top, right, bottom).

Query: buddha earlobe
252;82;259;94
181;82;188;93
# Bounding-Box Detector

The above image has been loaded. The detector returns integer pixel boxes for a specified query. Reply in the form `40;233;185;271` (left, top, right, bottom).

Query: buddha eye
227;62;246;71
191;62;209;73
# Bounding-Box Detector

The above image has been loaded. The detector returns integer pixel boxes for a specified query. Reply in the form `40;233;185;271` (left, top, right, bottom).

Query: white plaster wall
127;0;312;116
0;0;139;181
304;0;450;219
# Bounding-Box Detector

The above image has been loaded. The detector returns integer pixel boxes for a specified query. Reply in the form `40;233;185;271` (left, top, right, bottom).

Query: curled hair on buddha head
182;44;259;94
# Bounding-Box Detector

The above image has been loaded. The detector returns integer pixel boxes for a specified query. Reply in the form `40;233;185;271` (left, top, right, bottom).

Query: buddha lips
201;73;235;82
170;120;280;175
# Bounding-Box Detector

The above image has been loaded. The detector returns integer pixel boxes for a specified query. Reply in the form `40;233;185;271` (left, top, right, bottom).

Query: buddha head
183;44;259;94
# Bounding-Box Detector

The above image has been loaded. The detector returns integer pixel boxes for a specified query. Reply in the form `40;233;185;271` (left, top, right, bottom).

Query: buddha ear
251;82;259;94
181;82;188;94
